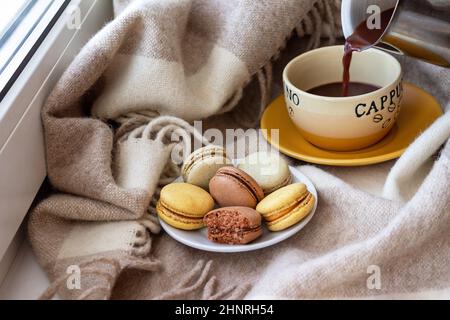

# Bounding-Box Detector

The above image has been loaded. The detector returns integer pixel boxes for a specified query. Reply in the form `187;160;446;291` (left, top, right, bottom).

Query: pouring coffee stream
342;8;395;97
341;0;450;93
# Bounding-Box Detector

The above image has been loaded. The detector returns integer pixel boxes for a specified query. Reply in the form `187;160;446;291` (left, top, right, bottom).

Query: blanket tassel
154;260;250;300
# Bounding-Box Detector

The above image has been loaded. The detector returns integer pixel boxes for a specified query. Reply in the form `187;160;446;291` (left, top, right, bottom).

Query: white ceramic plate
159;166;318;253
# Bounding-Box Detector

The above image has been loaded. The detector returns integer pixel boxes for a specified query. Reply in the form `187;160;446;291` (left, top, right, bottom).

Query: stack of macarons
156;147;315;245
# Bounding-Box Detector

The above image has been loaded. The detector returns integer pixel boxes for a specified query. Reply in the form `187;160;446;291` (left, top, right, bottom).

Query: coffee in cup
283;45;403;151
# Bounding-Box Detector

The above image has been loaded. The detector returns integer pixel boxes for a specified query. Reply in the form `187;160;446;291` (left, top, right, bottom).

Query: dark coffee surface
308;82;380;97
342;8;395;96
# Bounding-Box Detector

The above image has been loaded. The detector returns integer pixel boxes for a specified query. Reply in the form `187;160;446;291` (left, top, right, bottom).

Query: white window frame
0;0;70;97
0;0;113;279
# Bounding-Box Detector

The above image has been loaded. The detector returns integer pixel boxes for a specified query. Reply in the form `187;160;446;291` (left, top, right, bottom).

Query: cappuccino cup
283;45;403;151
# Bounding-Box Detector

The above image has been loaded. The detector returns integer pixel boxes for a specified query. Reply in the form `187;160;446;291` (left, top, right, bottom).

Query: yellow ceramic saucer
261;83;443;166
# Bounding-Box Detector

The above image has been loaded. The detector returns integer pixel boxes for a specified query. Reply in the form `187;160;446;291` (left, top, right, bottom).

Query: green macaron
238;151;291;194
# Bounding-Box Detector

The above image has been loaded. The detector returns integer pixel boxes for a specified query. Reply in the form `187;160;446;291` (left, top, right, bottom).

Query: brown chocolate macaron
209;167;264;208
203;206;262;244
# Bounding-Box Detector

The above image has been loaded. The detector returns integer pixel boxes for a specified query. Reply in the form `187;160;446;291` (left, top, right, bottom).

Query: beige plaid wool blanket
28;0;450;300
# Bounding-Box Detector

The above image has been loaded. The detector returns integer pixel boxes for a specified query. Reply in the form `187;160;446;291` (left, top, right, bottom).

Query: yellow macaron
157;183;214;230
256;183;315;232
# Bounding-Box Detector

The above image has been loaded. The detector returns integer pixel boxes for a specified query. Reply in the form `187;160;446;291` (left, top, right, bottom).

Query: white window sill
0;0;113;287
0;234;49;300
